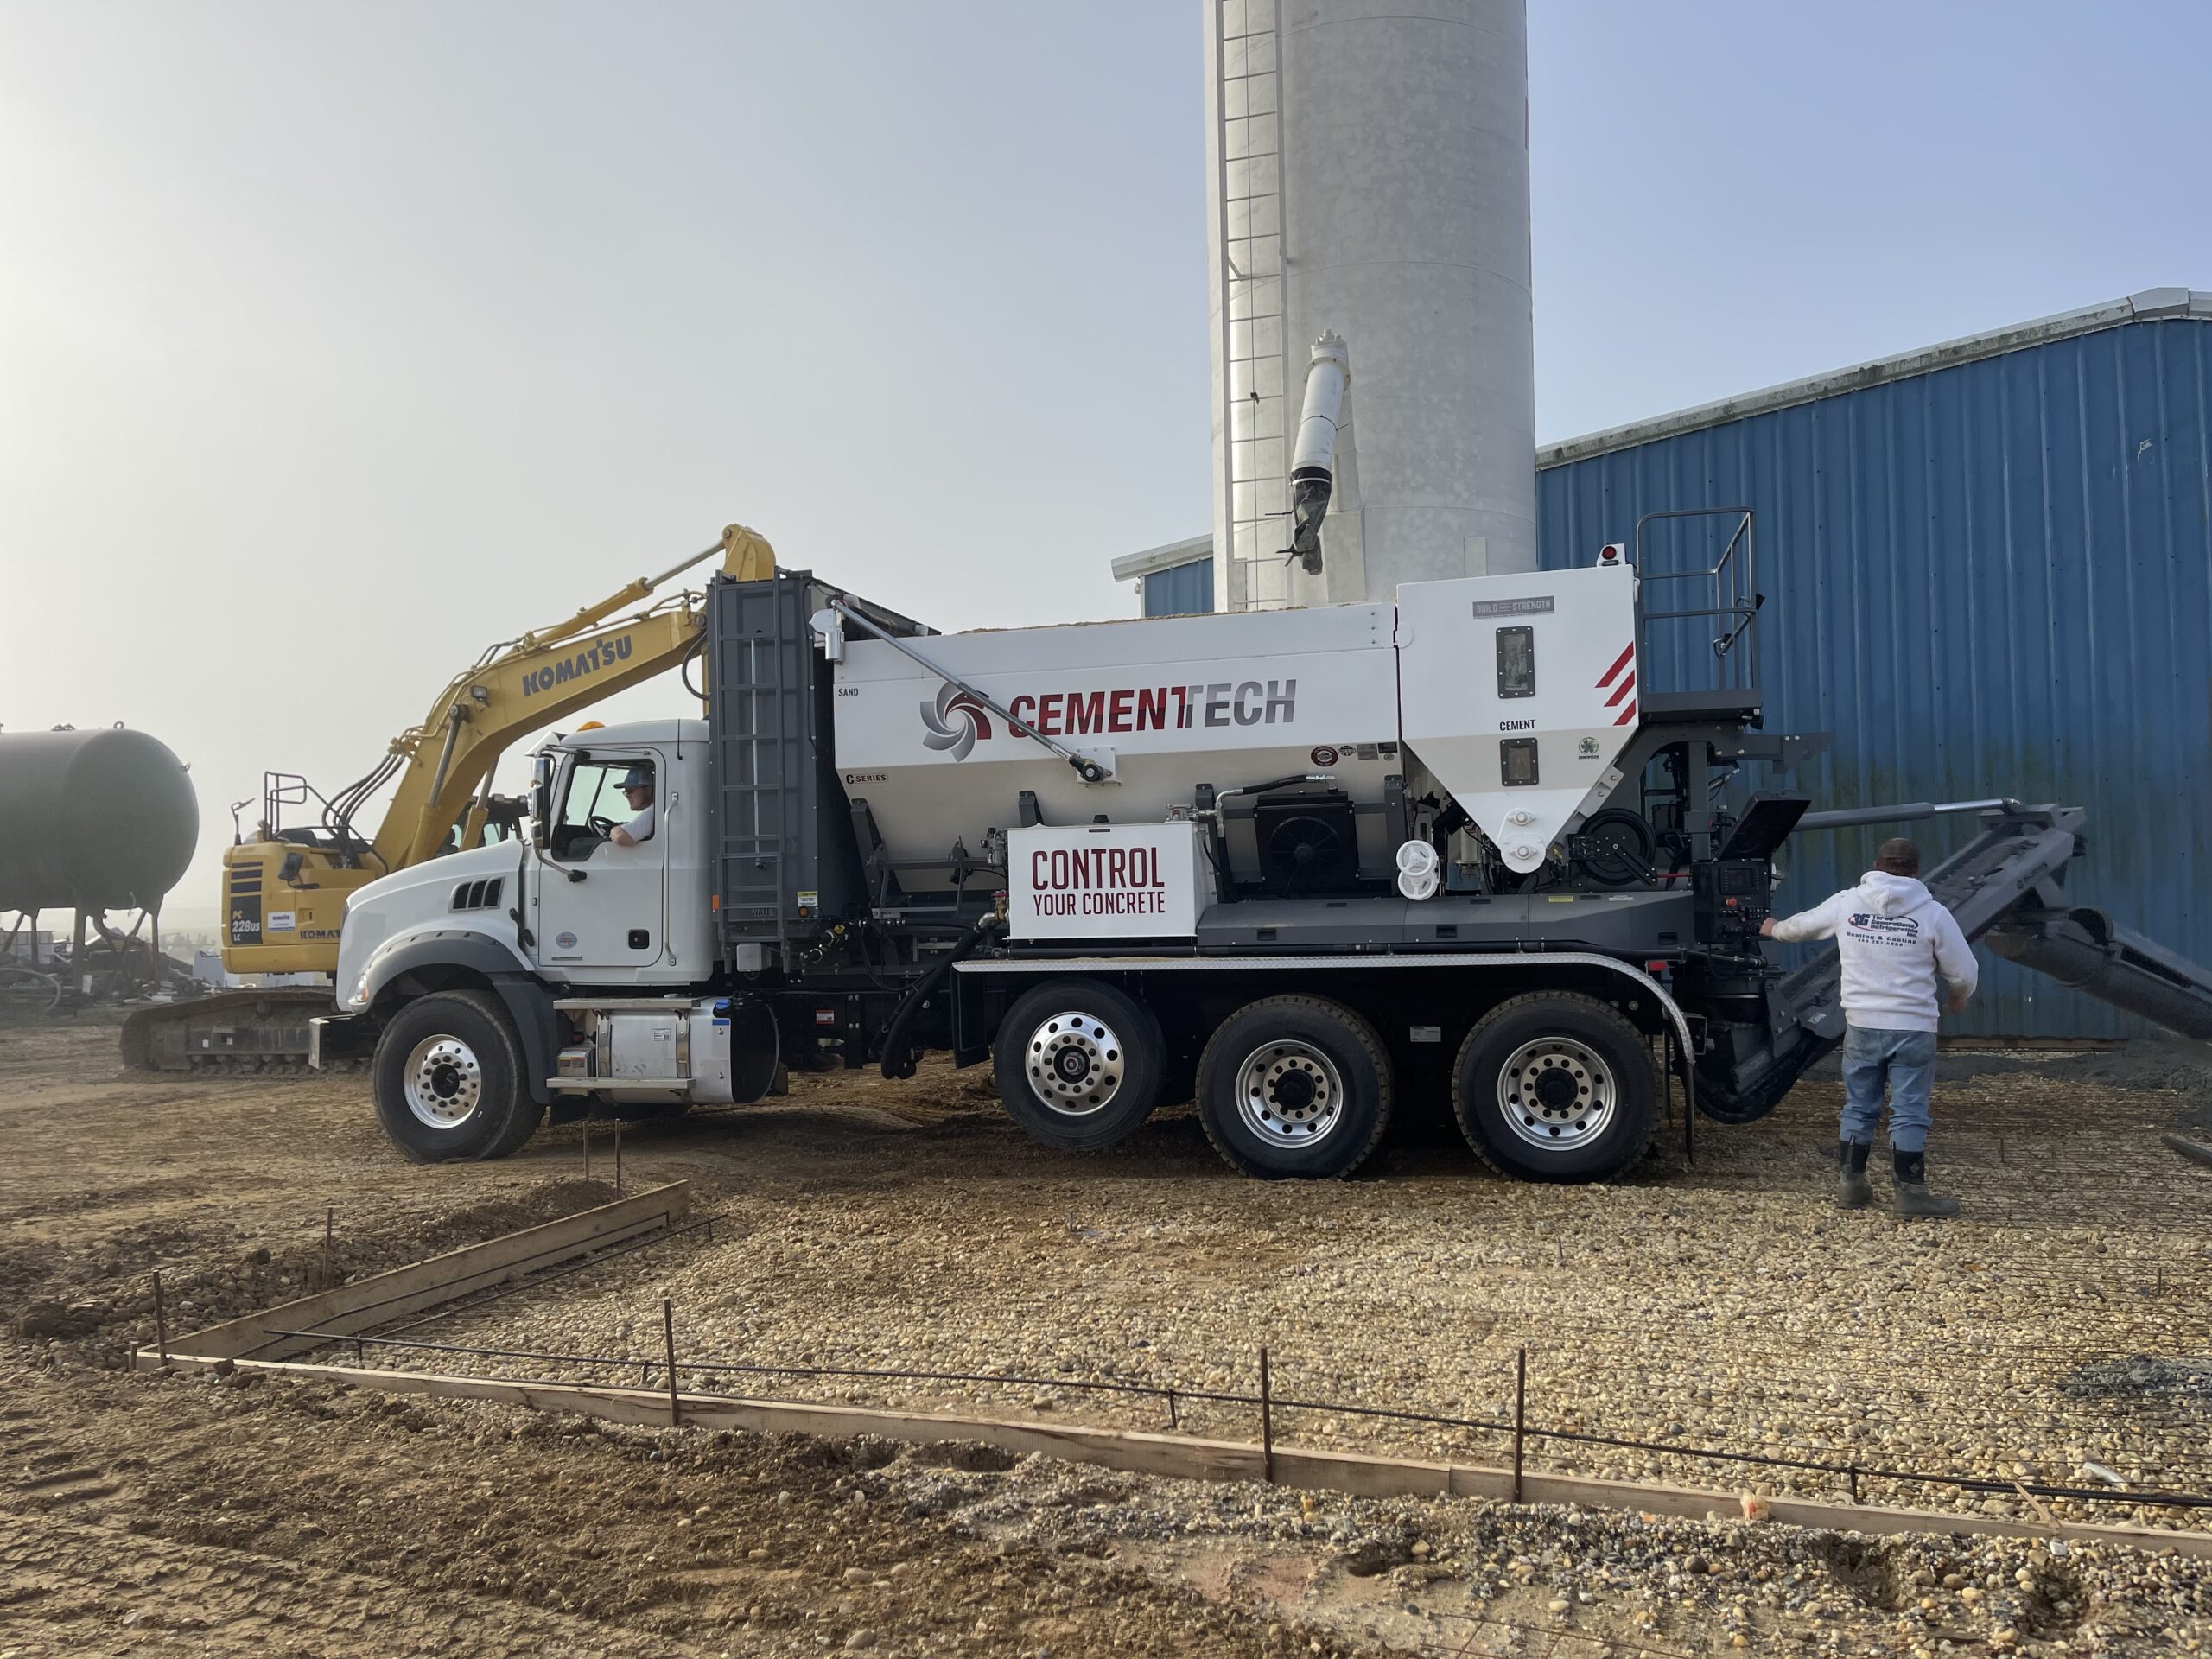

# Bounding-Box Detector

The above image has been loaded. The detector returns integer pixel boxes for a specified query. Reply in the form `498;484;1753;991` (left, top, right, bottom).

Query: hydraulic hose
877;913;1006;1081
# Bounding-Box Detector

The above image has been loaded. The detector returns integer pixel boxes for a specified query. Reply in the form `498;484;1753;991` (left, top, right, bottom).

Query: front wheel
1196;995;1393;1179
1452;993;1656;1182
372;989;543;1163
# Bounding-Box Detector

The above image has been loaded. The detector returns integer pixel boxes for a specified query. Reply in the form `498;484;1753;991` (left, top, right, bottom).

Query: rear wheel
1452;993;1656;1182
372;990;542;1163
993;979;1165;1152
1196;995;1392;1179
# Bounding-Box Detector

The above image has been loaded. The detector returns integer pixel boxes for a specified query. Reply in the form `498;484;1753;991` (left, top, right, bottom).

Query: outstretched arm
1762;893;1844;943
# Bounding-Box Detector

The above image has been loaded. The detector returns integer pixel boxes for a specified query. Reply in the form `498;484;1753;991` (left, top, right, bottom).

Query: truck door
534;752;671;976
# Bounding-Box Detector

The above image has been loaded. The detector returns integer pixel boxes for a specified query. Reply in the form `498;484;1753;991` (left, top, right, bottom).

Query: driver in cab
607;766;655;848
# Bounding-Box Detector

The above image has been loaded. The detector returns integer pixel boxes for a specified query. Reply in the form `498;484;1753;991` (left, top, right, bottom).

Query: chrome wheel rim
403;1033;483;1129
1497;1035;1617;1150
1025;1012;1125;1116
1234;1039;1344;1149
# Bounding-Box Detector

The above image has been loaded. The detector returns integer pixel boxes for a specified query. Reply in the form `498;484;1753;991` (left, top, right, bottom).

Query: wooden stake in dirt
322;1205;334;1290
1511;1346;1527;1503
662;1298;680;1428
1258;1347;1274;1484
151;1271;168;1370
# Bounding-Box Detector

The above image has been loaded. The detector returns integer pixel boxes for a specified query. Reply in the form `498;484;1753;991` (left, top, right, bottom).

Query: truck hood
346;842;520;916
336;843;528;1011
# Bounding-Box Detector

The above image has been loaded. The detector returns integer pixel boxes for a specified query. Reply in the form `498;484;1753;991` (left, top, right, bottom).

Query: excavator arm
371;524;774;869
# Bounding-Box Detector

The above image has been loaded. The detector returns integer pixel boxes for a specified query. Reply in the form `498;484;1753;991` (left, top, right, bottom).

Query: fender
357;925;537;1006
357;926;558;1106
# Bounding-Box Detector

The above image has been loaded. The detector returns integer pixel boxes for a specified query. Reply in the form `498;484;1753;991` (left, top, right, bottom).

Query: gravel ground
10;1014;2212;1655
371;1054;2212;1541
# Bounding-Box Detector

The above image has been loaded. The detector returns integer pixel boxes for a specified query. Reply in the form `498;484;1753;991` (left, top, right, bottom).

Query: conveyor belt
1711;801;2210;1121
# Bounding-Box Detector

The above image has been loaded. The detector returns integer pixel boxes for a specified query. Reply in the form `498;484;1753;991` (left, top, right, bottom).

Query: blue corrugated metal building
1537;288;2212;1038
1114;288;2210;1035
1113;533;1217;617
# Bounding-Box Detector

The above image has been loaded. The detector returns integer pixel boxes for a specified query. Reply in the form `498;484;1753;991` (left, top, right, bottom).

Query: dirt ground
4;1011;2211;1656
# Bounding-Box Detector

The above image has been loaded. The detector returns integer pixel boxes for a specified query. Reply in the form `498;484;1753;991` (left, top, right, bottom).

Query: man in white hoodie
1760;838;1979;1217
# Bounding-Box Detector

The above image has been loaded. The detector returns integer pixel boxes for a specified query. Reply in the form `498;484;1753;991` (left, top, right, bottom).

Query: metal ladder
1214;0;1290;611
706;575;813;954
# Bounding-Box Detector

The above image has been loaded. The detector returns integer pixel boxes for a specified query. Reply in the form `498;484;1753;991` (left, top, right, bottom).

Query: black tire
1452;993;1657;1182
992;979;1166;1152
372;990;543;1163
1195;995;1392;1179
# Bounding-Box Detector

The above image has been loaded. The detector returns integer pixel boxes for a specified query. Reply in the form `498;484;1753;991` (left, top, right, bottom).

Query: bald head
1875;837;1921;876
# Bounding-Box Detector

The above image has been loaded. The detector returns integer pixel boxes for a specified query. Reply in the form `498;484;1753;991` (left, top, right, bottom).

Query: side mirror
529;754;554;851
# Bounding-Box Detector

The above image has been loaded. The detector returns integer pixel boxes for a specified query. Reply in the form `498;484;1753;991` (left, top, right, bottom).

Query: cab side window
549;760;640;861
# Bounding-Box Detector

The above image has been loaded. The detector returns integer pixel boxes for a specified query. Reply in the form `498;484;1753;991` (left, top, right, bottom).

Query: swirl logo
918;683;993;761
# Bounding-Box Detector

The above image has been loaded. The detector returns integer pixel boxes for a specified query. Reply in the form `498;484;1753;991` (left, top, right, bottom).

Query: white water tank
1205;0;1537;610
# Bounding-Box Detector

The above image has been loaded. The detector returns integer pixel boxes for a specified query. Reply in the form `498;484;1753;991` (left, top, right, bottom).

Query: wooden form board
132;1182;690;1367
143;1349;2212;1562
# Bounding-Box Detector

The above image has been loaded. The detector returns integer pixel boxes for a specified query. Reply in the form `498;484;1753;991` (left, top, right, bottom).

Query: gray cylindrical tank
1205;0;1538;610
0;728;200;912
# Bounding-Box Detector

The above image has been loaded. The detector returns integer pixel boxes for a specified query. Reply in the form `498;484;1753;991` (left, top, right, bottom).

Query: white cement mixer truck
310;524;2212;1180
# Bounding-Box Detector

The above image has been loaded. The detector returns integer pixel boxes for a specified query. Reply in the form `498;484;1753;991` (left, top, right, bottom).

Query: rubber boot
1891;1149;1960;1218
1836;1141;1873;1210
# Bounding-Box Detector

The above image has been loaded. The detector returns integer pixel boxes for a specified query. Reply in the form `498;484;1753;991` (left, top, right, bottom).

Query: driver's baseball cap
620;766;653;791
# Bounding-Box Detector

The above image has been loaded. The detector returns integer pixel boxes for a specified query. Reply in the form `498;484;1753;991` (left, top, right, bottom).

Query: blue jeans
1840;1026;1938;1153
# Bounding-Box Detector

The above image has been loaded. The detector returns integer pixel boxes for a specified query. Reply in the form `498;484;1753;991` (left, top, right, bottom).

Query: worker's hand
1758;917;1777;939
1947;989;1970;1014
608;826;637;849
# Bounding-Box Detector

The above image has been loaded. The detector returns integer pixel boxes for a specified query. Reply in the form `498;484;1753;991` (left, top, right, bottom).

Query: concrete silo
1205;0;1537;610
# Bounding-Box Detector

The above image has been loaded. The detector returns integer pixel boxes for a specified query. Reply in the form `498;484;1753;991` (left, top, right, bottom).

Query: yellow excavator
121;526;777;1071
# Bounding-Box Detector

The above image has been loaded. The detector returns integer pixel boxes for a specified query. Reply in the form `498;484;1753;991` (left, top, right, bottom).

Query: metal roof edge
1536;287;2212;469
1109;532;1214;582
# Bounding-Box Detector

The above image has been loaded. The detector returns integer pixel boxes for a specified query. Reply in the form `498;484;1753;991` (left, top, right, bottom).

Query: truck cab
324;720;760;1162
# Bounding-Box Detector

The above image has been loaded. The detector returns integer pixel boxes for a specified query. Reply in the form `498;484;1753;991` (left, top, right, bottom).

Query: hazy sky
5;1;2210;914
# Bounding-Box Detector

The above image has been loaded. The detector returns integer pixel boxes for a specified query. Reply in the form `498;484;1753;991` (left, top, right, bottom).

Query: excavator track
118;988;361;1076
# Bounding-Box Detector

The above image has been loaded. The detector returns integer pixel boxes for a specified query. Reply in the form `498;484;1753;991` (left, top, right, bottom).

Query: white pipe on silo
1287;331;1349;569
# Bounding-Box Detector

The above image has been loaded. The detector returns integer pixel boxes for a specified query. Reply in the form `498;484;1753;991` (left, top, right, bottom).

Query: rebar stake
614;1123;624;1194
582;1122;591;1185
152;1271;168;1371
1258;1346;1274;1484
663;1297;680;1428
322;1205;334;1290
1511;1346;1527;1504
1166;1387;1179;1430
